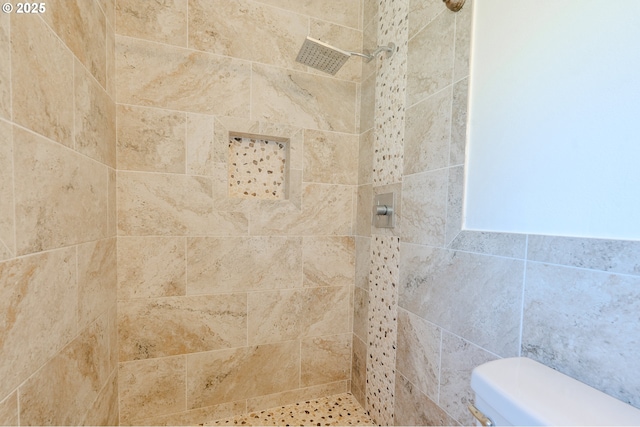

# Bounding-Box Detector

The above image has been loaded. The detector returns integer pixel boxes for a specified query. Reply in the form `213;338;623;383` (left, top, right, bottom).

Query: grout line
184;354;188;414
75;245;80;336
450;8;459;86
185;0;189;49
6;15;16;259
245;292;249;348
437;327;443;404
183;236;188;297
184;112;189;175
518;235;529;357
16;387;20;426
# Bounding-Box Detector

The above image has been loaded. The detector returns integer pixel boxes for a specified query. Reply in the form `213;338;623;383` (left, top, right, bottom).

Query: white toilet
469;357;640;426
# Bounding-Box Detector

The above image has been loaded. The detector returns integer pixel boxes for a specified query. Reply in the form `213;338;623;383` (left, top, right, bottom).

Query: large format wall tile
355;236;371;290
404;87;452;175
453;0;472;82
359;75;376;133
81;371;119;426
254;0;361;29
108;168;117;236
187;237;302;294
98;0;115;28
11;14;74;147
448;229;528;259
0;393;18;426
186;341;300;409
439;332;497;426
4;0;117;423
132;400;246;426
401;169;448;246
116;0;188;46
358;130;374;185
362;12;378;78
303;130;358;185
246;382;347;413
106;18;116;98
75;60;116;167
303;236;355;287
108;305;118;370
408;0;443;40
444;164;463;245
399;243;524;357
118;356;186;423
527;235;640;276
395;309;440;400
355;184;372;237
189;0;307;70
116;36;251;117
0;122;13;260
406;10;455;106
394;372;457;426
77;238;117;329
248;287;350;345
116;105;186;173
300;334;351;387
118;294;247;361
13;127;108;255
252;64;356;134
19;315;111;426
250;183;353;236
351;335;367;405
42;0;107;87
0;248;78;399
353;286;368;342
523;262;640;408
450;77;468;166
117;171;248;236
118;236;186;299
186;113;215;176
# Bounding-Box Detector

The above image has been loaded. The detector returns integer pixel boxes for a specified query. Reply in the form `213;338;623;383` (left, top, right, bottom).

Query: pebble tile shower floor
207;393;374;426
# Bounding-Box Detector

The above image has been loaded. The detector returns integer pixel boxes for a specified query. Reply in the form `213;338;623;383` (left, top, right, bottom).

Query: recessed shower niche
228;133;289;200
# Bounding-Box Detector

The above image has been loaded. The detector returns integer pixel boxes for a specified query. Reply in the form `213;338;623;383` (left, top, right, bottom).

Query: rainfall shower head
295;37;351;75
295;37;395;75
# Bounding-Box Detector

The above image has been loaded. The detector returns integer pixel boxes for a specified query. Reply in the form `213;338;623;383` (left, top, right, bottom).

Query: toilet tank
470;357;640;426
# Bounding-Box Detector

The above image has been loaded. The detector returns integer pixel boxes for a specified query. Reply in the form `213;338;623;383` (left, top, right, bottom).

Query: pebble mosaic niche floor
207;393;375;426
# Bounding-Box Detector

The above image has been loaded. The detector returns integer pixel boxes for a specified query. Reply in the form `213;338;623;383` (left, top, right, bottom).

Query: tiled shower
1;0;639;426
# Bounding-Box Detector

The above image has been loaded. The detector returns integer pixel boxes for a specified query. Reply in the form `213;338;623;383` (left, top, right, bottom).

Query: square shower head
295;37;351;75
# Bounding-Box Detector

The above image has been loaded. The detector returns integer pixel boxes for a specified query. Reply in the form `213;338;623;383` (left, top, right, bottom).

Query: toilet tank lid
471;357;640;426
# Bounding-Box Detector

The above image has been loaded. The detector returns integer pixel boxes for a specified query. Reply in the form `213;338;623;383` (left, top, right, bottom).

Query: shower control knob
375;205;393;216
373;192;396;228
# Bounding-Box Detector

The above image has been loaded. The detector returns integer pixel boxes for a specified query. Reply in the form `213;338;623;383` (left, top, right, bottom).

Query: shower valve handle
375;205;393;216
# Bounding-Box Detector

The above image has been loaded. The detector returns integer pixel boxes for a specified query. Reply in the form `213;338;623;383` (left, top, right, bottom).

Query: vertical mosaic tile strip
366;236;401;425
228;136;287;200
373;0;409;186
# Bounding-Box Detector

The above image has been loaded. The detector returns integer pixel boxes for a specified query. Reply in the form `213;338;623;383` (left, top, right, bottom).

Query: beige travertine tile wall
351;0;377;411
115;1;361;425
0;1;118;425
359;0;640;425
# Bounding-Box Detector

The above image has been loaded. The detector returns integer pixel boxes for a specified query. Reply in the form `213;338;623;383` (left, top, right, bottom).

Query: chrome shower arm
295;36;396;74
349;51;372;60
350;42;396;63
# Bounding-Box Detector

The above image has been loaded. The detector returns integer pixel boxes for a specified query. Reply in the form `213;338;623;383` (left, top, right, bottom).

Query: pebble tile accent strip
372;0;408;186
207;393;374;426
366;236;401;426
228;136;287;200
